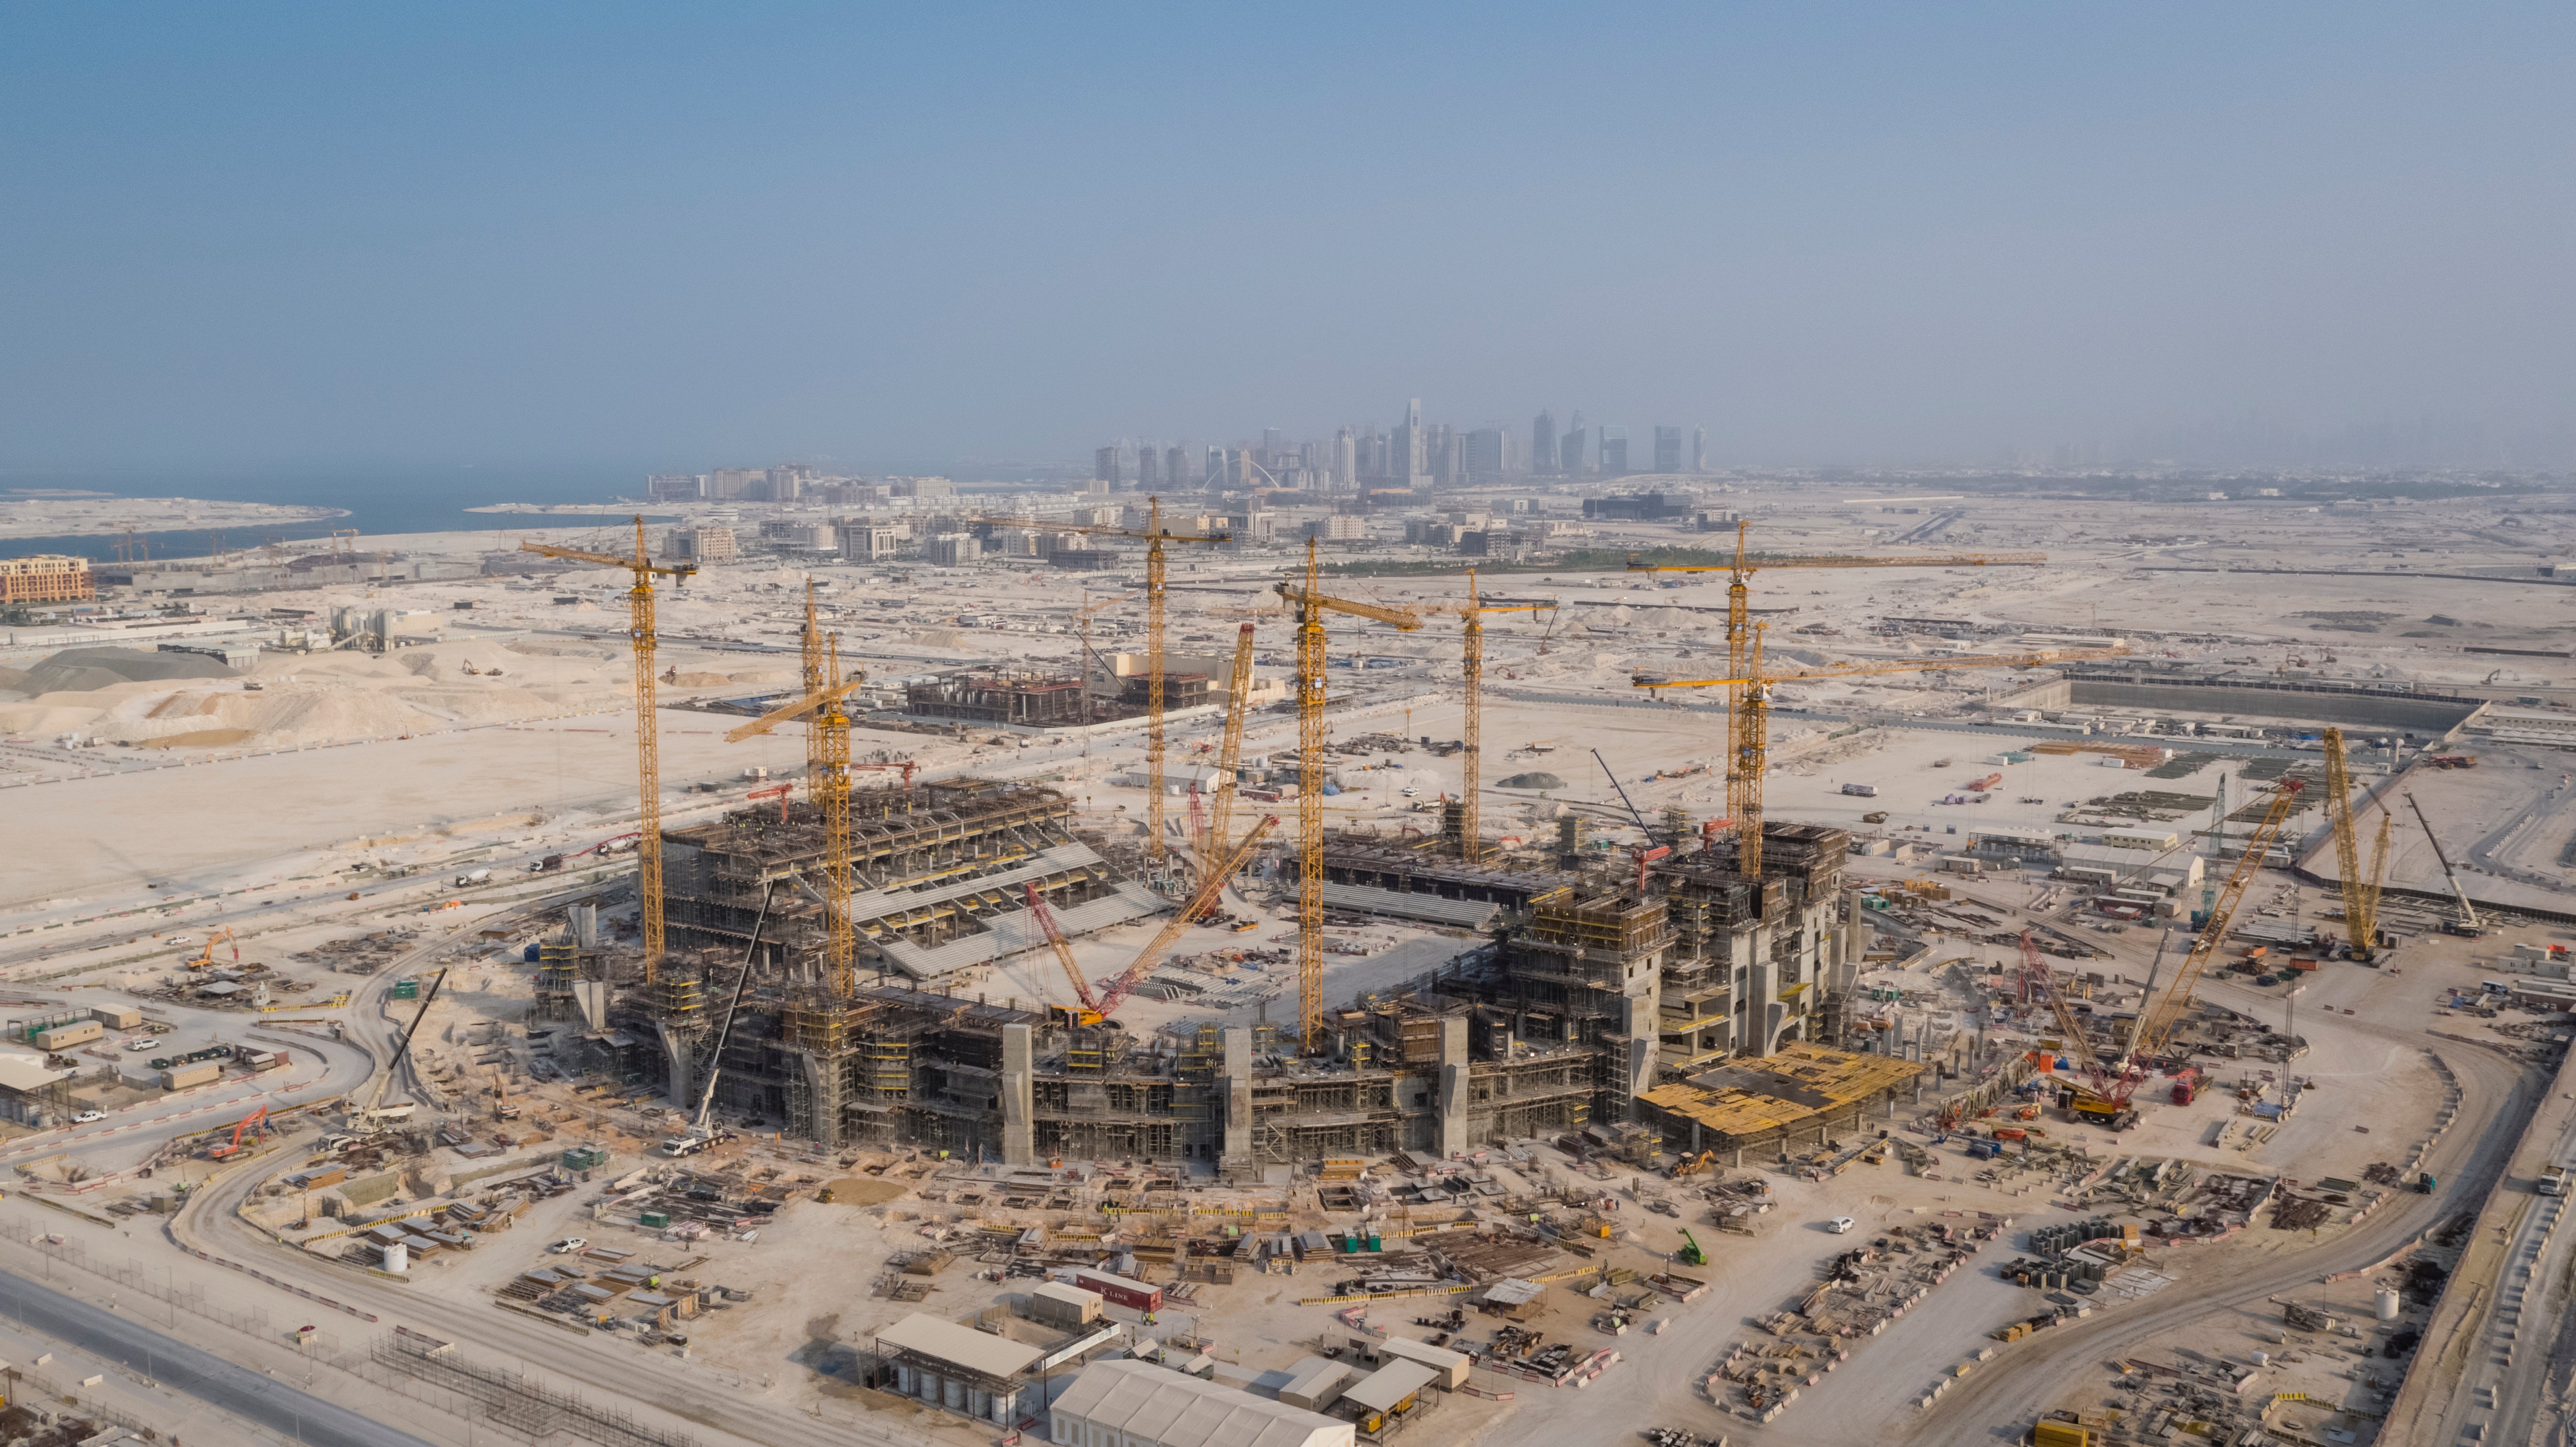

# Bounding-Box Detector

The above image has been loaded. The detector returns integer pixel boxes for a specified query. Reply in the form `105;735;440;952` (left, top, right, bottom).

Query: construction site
10;474;2576;1447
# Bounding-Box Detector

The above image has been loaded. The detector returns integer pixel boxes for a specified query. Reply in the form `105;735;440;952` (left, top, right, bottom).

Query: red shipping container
1072;1269;1163;1314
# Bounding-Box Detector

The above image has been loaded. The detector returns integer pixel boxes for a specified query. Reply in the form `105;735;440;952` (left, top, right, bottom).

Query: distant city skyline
3;8;2566;476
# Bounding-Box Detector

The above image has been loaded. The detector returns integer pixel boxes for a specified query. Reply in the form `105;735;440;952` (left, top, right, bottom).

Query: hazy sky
4;3;2569;475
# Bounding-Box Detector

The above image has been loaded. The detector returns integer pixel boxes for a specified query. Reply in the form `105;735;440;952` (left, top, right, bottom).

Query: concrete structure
2015;671;2487;736
2470;706;2576;747
873;1312;1040;1428
1048;1359;1354;1447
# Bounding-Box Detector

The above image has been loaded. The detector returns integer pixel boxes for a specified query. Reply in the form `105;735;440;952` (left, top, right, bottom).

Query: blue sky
3;3;2569;475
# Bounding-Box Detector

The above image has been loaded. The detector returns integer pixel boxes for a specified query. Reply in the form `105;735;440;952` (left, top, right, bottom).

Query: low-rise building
871;1312;1041;1428
1048;1359;1353;1447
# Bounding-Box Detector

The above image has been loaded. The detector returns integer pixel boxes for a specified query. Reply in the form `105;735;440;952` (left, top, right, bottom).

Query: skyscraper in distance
1532;410;1558;477
1165;446;1189;493
1653;426;1683;474
1092;445;1119;495
1136;444;1159;489
1333;427;1357;492
1692;426;1707;474
1393;398;1426;490
1600;424;1629;476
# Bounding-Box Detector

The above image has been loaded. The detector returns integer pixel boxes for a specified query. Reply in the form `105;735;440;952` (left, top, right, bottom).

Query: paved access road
0;1262;436;1447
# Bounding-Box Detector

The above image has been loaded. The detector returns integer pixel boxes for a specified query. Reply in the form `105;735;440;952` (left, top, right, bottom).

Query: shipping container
89;1006;143;1030
1071;1268;1162;1314
160;1062;222;1090
392;980;420;1000
33;1021;103;1051
1839;783;1878;797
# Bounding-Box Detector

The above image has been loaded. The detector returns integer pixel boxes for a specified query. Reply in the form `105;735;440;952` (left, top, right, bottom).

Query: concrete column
1000;1023;1035;1167
1222;1027;1252;1161
654;1020;697;1110
1437;1017;1470;1158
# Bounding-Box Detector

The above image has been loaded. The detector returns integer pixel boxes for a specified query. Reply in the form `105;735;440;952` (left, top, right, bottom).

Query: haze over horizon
4;3;2570;478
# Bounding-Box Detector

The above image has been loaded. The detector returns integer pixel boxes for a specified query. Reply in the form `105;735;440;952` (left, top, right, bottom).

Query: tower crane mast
1635;628;2128;876
1423;571;1554;862
1278;543;1421;1050
519;520;696;982
725;657;867;995
971;502;1229;863
1625;524;2051;877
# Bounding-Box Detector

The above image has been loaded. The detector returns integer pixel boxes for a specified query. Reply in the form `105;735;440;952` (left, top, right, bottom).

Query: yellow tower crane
972;503;1229;862
723;650;866;995
801;580;828;806
2322;728;2396;961
1422;570;1556;863
1635;627;2130;877
519;520;697;982
1277;541;1422;1051
1626;524;2049;865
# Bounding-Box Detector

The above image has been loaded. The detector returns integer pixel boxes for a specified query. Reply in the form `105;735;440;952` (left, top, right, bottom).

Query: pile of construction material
1707;1218;1995;1424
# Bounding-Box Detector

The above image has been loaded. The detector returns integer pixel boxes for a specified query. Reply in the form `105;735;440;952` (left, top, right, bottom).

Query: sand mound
21;647;233;694
666;672;732;687
1496;771;1566;790
138;728;256;749
822;1178;906;1207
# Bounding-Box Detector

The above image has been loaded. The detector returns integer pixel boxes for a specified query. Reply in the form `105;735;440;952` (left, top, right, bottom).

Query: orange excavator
185;927;239;971
205;1105;269;1161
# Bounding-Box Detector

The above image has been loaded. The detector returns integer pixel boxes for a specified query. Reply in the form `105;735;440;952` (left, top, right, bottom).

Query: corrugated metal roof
873;1312;1043;1380
1338;1359;1438;1413
1050;1360;1351;1447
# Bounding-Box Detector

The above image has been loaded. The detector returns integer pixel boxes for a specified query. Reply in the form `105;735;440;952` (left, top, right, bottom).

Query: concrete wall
1998;676;2482;734
2067;679;2482;734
